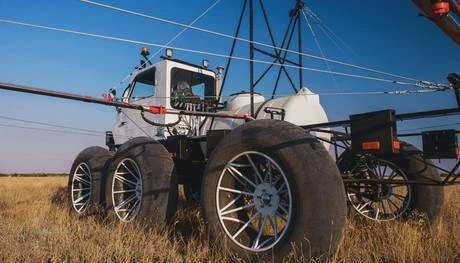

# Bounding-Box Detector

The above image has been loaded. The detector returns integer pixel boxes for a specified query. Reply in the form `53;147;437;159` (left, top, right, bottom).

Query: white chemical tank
203;87;331;149
225;91;266;111
257;87;328;126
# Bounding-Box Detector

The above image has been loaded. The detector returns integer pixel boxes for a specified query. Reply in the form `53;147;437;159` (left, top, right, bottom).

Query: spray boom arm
0;82;253;121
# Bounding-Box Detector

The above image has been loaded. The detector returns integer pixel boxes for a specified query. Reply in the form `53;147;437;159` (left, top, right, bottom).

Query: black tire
68;146;112;217
201;120;347;261
105;137;177;226
338;142;444;223
386;142;444;222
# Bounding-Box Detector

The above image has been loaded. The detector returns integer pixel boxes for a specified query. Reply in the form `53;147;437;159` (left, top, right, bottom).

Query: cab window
170;67;215;110
129;68;156;102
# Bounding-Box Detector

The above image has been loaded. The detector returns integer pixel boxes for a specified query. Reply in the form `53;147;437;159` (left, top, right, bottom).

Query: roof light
217;66;224;74
166;48;173;58
141;47;150;56
202;59;209;69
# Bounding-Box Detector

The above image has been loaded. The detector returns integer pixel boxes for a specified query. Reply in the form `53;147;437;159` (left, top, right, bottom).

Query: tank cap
297;86;314;95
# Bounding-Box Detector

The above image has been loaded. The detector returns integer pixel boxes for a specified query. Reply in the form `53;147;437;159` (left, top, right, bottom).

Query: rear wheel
105;137;178;226
341;156;412;221
68;146;111;216
338;142;444;223
387;142;444;222
201;120;346;260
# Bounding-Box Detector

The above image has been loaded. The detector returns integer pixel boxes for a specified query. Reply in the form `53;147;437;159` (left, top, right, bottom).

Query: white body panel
112;58;329;149
112;60;217;144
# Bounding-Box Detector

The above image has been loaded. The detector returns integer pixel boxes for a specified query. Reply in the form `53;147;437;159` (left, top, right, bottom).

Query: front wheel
201;120;346;261
68;146;111;217
105;137;178;226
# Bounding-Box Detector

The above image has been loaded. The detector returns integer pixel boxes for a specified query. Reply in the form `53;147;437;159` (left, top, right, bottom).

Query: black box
350;110;399;154
164;135;192;160
422;129;459;159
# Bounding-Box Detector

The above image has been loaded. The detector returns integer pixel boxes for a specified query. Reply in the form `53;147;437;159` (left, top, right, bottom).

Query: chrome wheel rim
346;158;412;221
216;151;292;252
112;158;142;222
71;163;92;214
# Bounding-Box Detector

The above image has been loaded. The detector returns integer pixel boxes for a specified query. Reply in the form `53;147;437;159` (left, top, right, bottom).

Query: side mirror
103;88;117;102
103;88;121;113
109;88;117;98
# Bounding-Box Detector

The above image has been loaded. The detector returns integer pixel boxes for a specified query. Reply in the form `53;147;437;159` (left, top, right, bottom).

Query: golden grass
0;177;458;262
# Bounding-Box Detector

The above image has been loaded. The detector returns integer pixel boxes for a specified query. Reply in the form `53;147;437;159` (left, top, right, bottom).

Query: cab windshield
170;67;215;111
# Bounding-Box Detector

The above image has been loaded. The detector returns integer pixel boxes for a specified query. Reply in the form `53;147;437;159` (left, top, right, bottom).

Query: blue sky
0;0;458;173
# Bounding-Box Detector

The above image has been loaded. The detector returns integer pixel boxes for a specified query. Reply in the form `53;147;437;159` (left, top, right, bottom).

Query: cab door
112;68;161;144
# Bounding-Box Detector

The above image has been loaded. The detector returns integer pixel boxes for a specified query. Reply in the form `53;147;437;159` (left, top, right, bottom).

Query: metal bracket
447;73;460;107
442;160;460;185
264;107;286;120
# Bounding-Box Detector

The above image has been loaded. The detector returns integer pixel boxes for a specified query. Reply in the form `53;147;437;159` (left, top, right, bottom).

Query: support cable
308;18;348;58
79;0;420;82
112;0;222;89
303;6;357;57
0;115;135;139
0;89;436;101
0;123;101;137
301;9;338;88
0;18;424;87
0;115;103;134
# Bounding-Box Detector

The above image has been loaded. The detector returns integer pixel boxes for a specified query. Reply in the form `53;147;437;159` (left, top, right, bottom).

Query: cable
141;110;182;127
0;123;101;137
385;89;441;95
303;8;341;50
314;22;349;58
0;115;103;134
0;19;419;86
301;10;338;88
80;0;419;82
0;114;134;139
303;6;357;58
110;88;447;99
113;0;222;89
304;6;451;92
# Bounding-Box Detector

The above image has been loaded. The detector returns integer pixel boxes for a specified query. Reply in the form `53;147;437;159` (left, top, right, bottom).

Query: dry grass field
0;176;458;262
